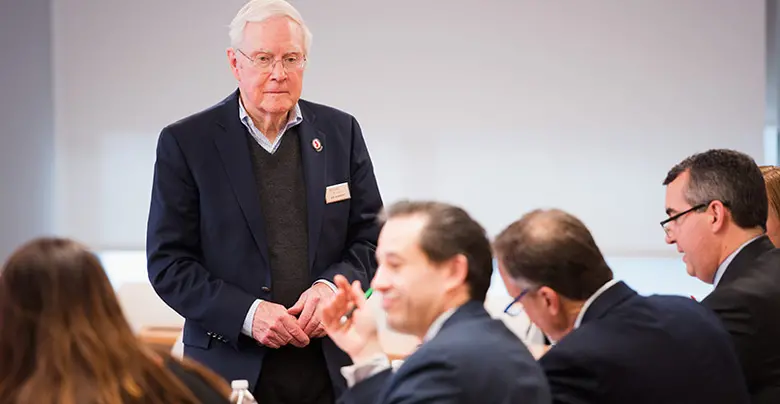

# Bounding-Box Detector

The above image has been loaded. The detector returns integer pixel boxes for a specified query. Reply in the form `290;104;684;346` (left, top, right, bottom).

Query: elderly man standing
145;0;383;402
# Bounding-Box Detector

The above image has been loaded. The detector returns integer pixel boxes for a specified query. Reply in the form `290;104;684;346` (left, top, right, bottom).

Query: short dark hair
379;200;493;302
493;209;613;301
663;149;767;230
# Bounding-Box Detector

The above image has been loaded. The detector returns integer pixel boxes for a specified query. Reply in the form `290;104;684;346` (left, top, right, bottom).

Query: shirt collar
712;235;763;286
238;96;303;133
573;279;620;329
422;307;459;343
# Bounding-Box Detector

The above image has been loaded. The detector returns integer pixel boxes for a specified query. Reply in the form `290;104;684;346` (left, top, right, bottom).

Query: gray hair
228;0;313;54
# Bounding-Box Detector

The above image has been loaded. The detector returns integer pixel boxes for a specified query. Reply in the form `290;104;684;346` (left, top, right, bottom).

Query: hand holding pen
321;275;383;362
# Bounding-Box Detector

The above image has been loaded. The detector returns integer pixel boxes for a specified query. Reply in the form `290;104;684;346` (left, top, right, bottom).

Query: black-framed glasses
503;288;531;317
660;200;728;235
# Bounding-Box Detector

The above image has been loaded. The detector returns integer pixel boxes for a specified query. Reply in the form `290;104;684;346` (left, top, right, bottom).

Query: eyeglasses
660;200;728;235
503;288;531;317
237;49;307;72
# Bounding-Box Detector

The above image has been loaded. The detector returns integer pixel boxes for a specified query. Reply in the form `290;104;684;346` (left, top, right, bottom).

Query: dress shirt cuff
314;279;338;293
340;353;391;388
242;299;262;338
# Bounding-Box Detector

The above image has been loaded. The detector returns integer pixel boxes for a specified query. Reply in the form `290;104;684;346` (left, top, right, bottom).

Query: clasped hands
252;282;333;349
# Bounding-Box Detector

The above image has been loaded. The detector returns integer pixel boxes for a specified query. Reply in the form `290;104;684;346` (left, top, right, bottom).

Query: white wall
53;0;766;256
0;0;54;261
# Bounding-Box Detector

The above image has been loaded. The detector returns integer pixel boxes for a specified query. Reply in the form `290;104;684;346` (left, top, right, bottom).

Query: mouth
382;296;396;311
264;91;288;94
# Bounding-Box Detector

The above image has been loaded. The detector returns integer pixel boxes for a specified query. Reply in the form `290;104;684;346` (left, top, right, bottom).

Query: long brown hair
761;165;780;218
0;237;230;404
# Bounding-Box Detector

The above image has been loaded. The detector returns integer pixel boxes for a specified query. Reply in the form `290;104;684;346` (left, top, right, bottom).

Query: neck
717;226;764;265
553;299;585;342
241;96;290;143
415;293;470;340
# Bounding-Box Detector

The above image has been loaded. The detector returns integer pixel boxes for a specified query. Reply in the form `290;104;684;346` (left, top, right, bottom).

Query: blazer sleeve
540;348;600;404
318;117;383;288
146;128;257;346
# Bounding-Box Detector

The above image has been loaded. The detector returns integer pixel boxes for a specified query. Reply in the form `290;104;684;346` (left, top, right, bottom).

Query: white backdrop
53;0;766;255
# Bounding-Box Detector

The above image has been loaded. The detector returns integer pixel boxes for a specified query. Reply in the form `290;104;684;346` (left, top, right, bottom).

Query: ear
227;48;240;79
441;254;469;293
537;286;561;316
709;200;729;232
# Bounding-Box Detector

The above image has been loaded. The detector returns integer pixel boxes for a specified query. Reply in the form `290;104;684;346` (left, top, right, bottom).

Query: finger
312;322;327;338
334;275;352;294
351;280;367;309
282;315;310;347
321;288;350;326
287;293;306;316
300;297;320;335
271;321;295;346
259;334;282;349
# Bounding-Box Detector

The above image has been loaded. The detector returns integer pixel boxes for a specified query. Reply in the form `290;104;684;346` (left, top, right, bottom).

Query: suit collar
212;90;327;271
578;280;636;326
717;235;775;288
435;300;489;337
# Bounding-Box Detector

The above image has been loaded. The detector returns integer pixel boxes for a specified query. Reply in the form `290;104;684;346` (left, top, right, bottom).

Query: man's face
498;261;567;341
372;215;452;336
228;16;305;116
664;171;720;283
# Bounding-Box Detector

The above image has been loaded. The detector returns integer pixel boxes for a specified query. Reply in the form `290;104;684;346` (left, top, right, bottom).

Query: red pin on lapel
312;138;323;152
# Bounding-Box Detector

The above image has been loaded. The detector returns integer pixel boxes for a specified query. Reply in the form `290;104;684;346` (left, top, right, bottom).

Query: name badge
325;182;351;204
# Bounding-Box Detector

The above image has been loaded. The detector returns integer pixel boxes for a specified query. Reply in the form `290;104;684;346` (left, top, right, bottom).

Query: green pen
339;288;373;325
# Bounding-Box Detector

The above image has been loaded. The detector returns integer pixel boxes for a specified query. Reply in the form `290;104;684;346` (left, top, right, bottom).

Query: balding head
493;209;613;301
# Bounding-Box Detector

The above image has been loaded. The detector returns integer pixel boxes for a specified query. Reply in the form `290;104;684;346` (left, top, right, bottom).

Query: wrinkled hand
288;282;335;338
253;300;310;349
321;275;382;362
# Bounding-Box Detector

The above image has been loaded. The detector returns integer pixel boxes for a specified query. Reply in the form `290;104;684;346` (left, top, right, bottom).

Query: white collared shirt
712;235;763;287
238;97;302;154
573;279;620;329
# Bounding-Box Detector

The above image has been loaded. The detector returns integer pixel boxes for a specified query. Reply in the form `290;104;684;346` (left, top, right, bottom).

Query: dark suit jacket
338;301;551;404
703;236;780;403
540;281;750;404
146;90;383;396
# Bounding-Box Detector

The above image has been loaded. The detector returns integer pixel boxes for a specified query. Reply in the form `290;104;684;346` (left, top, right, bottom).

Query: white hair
228;0;313;54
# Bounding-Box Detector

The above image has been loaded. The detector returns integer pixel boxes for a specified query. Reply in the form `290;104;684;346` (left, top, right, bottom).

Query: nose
664;231;676;245
268;60;287;80
370;265;390;293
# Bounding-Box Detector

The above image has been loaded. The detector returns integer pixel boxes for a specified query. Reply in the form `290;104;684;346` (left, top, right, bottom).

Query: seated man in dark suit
492;208;750;404
321;200;551;404
663;149;780;403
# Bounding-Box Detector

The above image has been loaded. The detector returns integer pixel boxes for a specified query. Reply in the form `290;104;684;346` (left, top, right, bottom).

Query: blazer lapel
213;90;270;265
297;103;326;271
579;281;636;326
717;235;775;287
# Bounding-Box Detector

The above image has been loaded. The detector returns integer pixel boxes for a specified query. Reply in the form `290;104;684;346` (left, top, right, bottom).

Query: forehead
665;170;691;206
241;16;304;52
377;215;428;257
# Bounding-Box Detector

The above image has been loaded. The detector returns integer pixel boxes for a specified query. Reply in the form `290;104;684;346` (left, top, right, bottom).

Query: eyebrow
665;207;677;216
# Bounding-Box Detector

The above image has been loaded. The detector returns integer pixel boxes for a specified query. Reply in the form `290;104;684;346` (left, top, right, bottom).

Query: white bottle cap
231;379;249;390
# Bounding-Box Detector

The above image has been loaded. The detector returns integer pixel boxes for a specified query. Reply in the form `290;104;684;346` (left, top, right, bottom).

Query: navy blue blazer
540;281;750;404
338;301;552;404
146;90;383;396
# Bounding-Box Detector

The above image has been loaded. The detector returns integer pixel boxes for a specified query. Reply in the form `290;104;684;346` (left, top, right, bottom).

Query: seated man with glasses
493;208;750;404
663;149;780;403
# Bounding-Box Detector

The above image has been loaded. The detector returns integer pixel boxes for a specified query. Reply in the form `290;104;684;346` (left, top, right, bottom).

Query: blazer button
261;286;271;293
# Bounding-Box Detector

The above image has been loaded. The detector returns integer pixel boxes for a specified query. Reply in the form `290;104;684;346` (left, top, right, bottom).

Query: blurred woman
0;237;231;404
760;165;780;246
